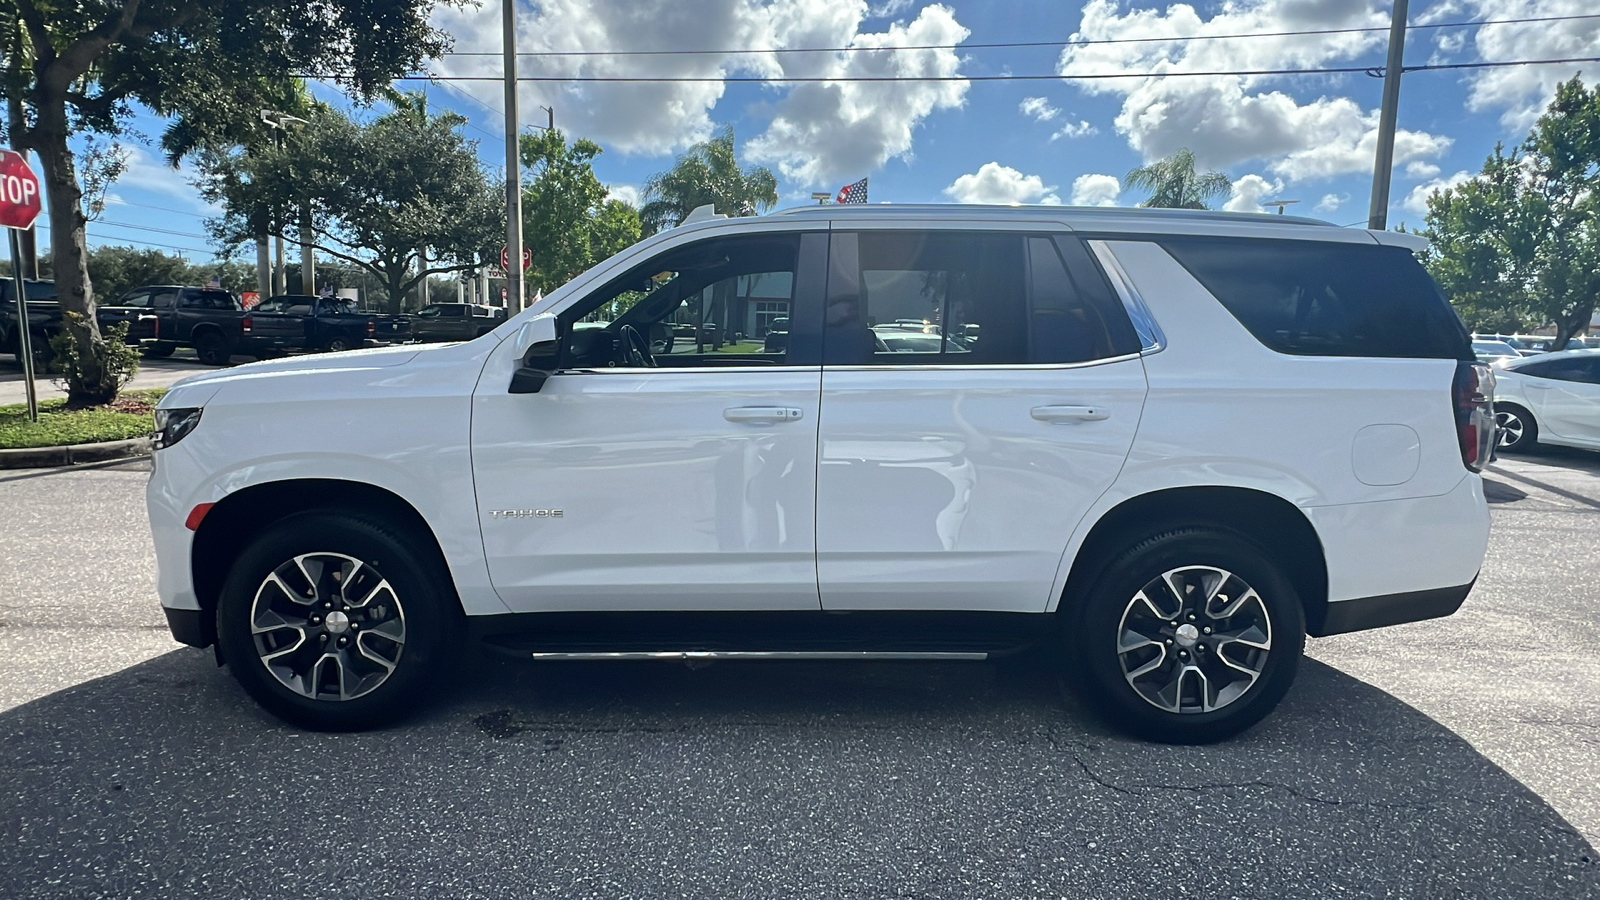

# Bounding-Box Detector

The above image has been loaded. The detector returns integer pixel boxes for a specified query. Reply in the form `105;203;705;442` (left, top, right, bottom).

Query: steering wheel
618;325;655;367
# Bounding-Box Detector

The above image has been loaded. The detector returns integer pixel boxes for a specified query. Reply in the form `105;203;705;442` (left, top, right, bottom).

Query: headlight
152;407;203;450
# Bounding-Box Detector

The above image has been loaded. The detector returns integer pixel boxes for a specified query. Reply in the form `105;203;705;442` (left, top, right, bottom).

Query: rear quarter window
1161;238;1472;360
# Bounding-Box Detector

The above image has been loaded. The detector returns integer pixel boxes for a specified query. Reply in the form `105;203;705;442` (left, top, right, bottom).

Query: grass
0;388;167;450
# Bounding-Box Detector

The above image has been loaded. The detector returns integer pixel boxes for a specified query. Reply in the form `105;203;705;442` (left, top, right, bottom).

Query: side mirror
509;314;561;394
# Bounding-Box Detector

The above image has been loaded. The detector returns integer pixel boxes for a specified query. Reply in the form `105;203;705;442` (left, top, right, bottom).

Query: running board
525;650;988;662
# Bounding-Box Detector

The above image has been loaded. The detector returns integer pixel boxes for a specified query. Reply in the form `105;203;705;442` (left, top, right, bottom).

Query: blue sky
39;0;1600;267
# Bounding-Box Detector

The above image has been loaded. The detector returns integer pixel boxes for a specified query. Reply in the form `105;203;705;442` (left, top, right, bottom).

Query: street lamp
1264;200;1300;215
261;110;311;295
810;192;831;205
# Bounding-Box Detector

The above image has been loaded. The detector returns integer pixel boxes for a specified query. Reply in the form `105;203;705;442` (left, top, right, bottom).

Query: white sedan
1493;349;1600;452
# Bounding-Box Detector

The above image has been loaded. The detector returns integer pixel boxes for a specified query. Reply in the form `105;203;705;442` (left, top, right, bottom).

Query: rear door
814;226;1148;612
1523;357;1600;447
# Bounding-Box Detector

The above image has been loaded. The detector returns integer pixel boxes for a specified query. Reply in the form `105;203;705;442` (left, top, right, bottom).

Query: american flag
836;177;868;204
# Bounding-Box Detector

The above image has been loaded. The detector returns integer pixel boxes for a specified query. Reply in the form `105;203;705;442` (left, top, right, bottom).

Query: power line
108;199;214;219
35;223;217;257
379;55;1600;84
436;13;1600;59
92;217;212;240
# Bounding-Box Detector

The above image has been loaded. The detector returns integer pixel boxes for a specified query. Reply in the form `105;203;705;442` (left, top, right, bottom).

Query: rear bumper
1310;580;1474;637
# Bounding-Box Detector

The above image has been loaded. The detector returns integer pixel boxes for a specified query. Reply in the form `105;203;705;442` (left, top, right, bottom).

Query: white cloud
1403;170;1474;217
1070;174;1121;207
1223;174;1283;213
1448;0;1600;130
1056;0;1451;182
430;0;970;175
1406;161;1441;179
1051;120;1098;141
746;3;970;186
944;162;1062;205
1019;96;1060;122
1315;192;1349;212
115;145;218;213
607;184;641;207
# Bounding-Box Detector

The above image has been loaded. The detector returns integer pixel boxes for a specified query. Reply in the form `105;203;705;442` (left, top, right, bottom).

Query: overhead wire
435;12;1600;59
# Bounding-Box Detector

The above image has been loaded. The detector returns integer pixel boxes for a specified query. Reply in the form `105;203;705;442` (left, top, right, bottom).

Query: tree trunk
32;97;115;406
384;267;405;316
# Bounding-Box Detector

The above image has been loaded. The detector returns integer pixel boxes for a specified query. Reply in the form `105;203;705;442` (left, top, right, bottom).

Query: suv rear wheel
1067;527;1305;744
215;510;462;730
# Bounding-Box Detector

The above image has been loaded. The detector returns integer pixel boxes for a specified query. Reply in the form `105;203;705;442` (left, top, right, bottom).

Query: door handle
724;406;804;424
1031;405;1110;423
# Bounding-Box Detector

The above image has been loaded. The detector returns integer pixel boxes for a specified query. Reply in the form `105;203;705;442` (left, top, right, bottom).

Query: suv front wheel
216;510;462;730
1067;527;1305;744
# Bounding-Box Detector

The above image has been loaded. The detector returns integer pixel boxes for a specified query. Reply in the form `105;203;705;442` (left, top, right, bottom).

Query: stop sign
501;244;532;272
0;149;42;231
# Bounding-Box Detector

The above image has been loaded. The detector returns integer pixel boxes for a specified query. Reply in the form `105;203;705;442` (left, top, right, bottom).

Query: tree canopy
640;126;778;235
520;129;641;295
1125;149;1232;210
1;0;453;403
1424;77;1600;345
203;96;501;314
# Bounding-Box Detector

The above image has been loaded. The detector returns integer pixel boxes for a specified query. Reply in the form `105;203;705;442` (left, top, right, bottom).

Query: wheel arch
1058;486;1331;635
189;478;458;648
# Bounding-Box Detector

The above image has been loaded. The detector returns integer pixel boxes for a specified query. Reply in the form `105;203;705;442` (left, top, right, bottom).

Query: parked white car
1492;349;1600;452
148;205;1493;744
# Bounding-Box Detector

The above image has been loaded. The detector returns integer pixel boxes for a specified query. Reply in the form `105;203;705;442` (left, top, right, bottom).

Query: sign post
0;149;44;422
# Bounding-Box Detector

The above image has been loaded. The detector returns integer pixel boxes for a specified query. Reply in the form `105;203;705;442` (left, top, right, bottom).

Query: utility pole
1367;0;1409;231
502;0;525;313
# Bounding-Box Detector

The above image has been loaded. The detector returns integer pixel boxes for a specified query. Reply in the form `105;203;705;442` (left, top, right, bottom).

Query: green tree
640;126;778;235
519;129;641;294
204;97;502;315
2;0;449;404
1125;148;1232;210
1424;77;1600;346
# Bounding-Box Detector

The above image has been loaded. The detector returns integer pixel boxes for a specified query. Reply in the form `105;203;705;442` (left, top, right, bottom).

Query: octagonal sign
0;150;43;231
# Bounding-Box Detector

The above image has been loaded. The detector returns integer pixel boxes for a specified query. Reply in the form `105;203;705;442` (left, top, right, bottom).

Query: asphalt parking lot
1;450;1597;898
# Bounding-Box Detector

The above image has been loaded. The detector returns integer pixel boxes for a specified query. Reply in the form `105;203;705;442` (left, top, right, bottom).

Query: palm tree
640;126;779;235
1125;148;1232;209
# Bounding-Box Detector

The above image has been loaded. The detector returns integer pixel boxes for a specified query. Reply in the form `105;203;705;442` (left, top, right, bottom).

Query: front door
815;229;1148;613
1526;356;1600;447
471;230;829;612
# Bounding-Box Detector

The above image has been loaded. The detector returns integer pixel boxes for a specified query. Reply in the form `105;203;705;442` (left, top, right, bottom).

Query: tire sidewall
1069;528;1306;744
195;333;229;366
216;511;461;730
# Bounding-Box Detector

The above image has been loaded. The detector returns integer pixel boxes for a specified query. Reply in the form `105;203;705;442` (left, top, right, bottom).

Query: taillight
1453;361;1496;472
366;318;376;337
241;314;253;333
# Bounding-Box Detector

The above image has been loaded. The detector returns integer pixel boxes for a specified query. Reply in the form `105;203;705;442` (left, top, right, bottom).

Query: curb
0;436;152;470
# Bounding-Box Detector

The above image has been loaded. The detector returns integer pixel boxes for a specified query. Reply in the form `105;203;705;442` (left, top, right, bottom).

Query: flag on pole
835;177;868;204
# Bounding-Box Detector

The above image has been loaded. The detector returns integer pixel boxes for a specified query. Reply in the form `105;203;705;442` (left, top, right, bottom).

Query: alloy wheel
1115;566;1272;714
249;552;406;701
1495;410;1524;448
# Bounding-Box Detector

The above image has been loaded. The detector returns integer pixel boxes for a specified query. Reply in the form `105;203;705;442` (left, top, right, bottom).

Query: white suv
147;205;1494;743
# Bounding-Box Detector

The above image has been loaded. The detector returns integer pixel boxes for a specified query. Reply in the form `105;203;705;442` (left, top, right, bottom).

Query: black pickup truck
409;302;506;342
0;279;61;364
100;285;246;366
240;294;412;354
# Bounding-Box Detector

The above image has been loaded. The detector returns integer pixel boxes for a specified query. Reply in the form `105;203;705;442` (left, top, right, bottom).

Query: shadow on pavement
1;650;1595;898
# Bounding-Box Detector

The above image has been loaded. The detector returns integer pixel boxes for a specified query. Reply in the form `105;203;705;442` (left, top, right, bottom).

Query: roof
770;203;1335;229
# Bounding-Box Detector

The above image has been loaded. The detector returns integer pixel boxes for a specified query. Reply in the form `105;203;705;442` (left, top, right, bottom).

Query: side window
151;289;180;309
1029;237;1142;363
1161;238;1472;359
825;231;1026;365
441;306;465;317
560;233;803;369
1520;358;1600;384
285;301;314;316
118;291;152;308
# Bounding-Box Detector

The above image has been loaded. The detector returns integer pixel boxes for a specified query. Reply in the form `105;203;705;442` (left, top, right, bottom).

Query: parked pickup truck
409;302;507;343
239;294;411;355
0;279;61;364
100;285;246;366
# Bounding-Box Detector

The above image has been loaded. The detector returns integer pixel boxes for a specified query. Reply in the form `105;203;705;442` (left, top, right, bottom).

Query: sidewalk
0;354;213;405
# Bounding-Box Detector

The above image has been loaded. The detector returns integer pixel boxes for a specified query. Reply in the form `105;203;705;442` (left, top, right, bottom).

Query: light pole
260;110;311;294
1367;0;1409;231
502;0;525;313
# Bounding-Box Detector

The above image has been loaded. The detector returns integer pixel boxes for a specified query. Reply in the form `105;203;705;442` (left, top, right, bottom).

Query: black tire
1495;403;1537;452
1065;527;1305;744
215;510;463;730
142;342;176;359
194;331;231;366
322;332;351;353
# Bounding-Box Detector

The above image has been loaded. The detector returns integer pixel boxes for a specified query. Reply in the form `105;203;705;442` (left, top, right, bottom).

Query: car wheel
1066;527;1305;744
142;342;176;359
215;510;463;731
1495;404;1537;452
323;333;350;353
194;332;231;366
